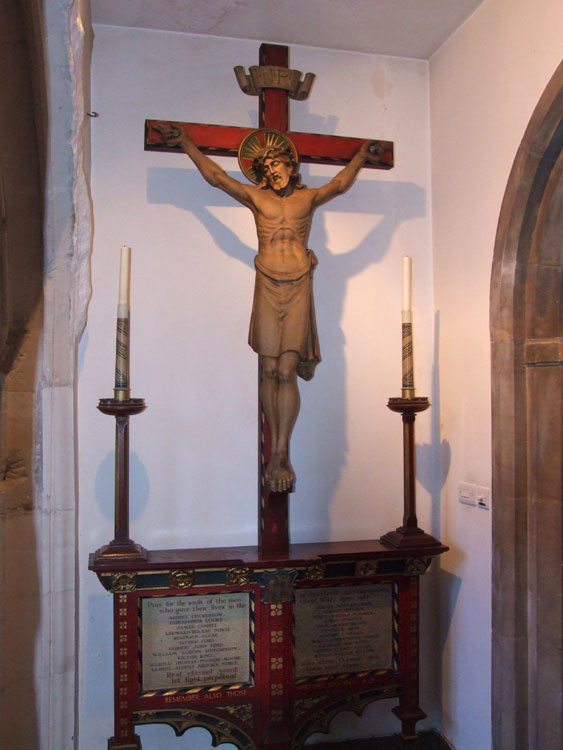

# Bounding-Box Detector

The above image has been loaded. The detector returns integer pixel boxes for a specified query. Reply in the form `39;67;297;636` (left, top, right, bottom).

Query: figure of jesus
154;123;377;493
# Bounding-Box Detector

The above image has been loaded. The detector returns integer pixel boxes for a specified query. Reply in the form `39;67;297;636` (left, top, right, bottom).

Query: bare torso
249;186;316;276
152;121;373;492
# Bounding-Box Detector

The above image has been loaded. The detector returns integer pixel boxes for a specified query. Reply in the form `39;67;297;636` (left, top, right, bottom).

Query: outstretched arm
154;122;255;208
312;141;377;207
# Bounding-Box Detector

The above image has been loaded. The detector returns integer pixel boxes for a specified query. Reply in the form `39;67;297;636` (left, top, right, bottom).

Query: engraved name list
142;592;251;691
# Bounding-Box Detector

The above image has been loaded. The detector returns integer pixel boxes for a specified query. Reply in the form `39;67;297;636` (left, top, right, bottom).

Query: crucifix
145;43;394;558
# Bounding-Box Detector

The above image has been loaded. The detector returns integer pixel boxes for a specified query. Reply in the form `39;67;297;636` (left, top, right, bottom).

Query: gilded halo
238;128;298;184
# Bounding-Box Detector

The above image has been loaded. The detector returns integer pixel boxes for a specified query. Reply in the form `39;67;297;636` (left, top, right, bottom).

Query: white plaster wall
430;0;563;748
79;27;435;748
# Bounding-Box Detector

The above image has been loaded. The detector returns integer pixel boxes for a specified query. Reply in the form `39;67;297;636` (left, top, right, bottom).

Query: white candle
401;256;414;395
115;246;131;397
118;245;131;312
402;256;412;314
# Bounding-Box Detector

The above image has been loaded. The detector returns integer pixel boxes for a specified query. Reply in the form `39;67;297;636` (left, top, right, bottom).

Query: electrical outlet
476;485;491;510
458;481;477;506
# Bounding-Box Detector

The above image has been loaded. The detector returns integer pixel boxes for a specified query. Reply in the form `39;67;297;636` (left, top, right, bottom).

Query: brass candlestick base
92;397;148;563
380;396;442;549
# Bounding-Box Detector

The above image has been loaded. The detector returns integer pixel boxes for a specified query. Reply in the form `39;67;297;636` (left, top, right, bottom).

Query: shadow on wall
146;164;425;536
95;449;150;523
0;1;46;747
417;311;451;528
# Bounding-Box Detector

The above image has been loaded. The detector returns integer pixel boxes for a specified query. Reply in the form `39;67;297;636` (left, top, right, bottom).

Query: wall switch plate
458;481;477;506
476;485;491;509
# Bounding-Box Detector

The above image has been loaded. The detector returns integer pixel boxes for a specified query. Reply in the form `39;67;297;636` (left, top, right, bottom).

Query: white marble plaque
294;584;392;679
142;592;250;691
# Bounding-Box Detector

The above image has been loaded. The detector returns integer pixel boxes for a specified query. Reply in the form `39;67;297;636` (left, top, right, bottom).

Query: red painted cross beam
144;44;393;171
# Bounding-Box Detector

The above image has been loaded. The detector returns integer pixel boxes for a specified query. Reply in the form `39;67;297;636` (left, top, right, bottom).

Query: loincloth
248;250;321;381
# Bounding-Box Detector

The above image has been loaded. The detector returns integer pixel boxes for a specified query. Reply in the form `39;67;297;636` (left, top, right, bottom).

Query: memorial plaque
141;592;251;691
294;584;393;679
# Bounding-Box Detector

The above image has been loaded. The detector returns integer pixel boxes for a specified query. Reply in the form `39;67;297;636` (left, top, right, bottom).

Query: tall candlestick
401;256;414;397
115;246;131;400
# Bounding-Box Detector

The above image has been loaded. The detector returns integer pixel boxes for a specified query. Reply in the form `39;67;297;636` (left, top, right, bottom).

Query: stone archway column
35;1;93;747
490;62;562;750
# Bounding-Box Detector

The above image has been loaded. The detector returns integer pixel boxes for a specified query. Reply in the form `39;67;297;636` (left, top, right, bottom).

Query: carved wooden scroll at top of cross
233;62;316;100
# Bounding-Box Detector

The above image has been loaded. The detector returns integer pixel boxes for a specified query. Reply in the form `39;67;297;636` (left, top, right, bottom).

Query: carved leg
261;600;291;748
394;576;426;742
266;352;299;493
260;361;279;451
275;353;300;457
110;594;142;749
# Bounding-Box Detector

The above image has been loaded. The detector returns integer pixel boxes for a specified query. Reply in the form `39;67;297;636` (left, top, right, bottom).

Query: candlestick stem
381;396;441;549
93;398;147;561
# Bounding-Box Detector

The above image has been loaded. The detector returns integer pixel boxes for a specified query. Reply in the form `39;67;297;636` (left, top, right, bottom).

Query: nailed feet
265;453;295;493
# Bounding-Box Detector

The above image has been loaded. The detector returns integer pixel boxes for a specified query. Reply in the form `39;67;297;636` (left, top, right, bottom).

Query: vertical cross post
256;44;291;559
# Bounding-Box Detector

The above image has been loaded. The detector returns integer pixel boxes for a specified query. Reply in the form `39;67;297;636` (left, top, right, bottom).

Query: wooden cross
144;43;394;558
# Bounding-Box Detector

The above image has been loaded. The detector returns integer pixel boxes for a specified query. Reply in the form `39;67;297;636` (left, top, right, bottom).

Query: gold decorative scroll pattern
115;316;130;389
401;322;414;391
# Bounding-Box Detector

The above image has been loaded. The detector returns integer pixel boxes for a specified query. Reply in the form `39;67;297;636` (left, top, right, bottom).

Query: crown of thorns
237;129;299;183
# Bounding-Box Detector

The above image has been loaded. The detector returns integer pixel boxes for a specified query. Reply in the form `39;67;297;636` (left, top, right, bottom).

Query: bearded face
252;146;299;190
262;156;292;189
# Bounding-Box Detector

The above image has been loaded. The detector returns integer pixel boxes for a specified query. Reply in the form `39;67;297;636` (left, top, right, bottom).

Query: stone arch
0;2;93;748
490;61;562;749
0;1;45;746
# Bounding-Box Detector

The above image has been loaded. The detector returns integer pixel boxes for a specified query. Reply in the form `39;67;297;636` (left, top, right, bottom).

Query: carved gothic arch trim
490;60;563;749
